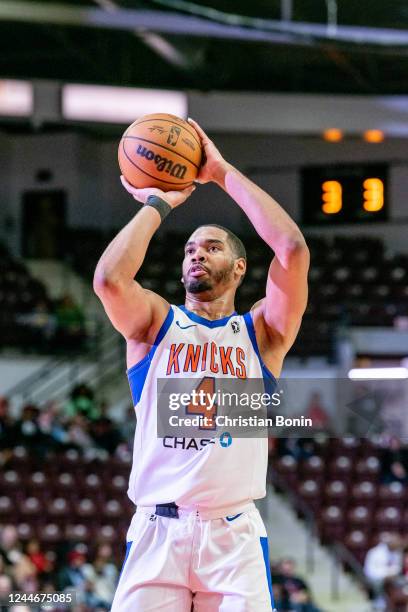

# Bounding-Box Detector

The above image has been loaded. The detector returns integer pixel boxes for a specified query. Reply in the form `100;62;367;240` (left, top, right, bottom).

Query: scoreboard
301;163;388;224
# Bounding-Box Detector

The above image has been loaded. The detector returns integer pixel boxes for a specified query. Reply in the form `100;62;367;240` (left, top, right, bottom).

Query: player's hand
187;118;231;186
120;176;195;209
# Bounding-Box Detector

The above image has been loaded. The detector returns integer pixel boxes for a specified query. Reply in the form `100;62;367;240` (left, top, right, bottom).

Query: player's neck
184;295;236;321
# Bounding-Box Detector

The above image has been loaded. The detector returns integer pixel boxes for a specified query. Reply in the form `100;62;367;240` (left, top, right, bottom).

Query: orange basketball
118;113;202;191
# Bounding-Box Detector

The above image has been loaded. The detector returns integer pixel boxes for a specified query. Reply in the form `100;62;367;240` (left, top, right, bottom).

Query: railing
269;465;381;605
269;467;317;574
6;319;126;410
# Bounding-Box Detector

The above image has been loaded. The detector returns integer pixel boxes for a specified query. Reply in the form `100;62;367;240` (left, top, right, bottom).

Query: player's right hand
120;175;196;209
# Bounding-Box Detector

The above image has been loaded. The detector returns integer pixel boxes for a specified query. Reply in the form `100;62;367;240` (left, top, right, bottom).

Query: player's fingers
188;118;210;143
120;175;138;194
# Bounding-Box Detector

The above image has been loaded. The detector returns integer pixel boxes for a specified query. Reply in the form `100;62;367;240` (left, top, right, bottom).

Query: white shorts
111;503;276;611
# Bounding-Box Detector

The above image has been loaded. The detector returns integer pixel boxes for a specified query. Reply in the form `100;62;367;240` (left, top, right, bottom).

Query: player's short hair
197;224;246;261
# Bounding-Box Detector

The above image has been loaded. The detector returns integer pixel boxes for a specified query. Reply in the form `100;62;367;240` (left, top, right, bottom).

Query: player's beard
184;261;234;294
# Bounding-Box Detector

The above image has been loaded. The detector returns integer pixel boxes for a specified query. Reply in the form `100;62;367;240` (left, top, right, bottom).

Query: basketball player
93;119;309;612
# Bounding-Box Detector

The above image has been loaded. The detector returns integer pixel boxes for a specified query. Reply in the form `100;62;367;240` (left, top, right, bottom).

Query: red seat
40;523;63;544
48;497;72;521
347;506;372;530
65;523;91;542
374;507;402;531
378;483;404;508
274;455;298;487
328;456;353;481
355;456;380;481
319;505;345;542
351;481;378;508
325;480;348;507
344;530;369;565
301;456;325;480
16;522;37;541
20;496;43;520
297;479;322;513
0;496;14;518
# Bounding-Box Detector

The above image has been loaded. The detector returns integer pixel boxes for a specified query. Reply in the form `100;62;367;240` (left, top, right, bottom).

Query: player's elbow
282;235;310;269
93;269;123;297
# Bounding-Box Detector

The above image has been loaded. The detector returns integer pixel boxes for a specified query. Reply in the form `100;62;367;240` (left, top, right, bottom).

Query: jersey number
185;376;217;430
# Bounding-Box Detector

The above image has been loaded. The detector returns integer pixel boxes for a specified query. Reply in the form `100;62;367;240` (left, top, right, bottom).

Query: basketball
118;113;202;191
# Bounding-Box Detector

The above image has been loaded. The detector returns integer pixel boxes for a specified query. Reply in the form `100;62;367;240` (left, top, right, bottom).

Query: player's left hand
187;118;231;186
120;175;195;209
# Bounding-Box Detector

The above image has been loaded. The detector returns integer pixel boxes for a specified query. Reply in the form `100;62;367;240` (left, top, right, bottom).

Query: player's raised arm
188;118;309;353
93;179;195;340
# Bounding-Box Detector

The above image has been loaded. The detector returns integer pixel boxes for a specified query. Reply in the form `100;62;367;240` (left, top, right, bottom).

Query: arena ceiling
2;0;408;94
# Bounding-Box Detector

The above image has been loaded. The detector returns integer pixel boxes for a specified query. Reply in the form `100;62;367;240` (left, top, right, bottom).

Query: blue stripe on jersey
178;305;237;328
243;312;277;386
127;306;174;405
260;536;275;611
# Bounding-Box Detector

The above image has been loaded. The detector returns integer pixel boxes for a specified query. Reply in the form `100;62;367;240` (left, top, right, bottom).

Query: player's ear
181;277;184;284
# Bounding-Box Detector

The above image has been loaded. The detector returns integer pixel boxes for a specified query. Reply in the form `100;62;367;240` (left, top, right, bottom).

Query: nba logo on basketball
167;126;181;146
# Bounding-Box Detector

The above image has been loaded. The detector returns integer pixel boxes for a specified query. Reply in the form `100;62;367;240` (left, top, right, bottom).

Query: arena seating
0;446;133;565
272;436;408;609
68;230;408;357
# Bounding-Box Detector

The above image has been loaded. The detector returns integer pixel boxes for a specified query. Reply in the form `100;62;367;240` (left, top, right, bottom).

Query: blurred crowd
0;525;118;612
364;533;408;611
271;558;321;612
0;384;134;464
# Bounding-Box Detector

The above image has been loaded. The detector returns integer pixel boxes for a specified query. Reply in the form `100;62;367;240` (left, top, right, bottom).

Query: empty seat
374;507;402;531
0;496;14;518
344;530;369;564
347;506;372;533
40;523;63;543
325;480;348;507
320;505;345;542
355;456;380;481
378;483;404;507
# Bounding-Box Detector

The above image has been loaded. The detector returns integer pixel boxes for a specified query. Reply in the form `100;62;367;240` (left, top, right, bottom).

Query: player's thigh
193;589;273;612
195;509;275;611
112;583;193;612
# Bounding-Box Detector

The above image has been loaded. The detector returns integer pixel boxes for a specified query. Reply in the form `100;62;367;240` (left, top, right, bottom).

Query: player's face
182;227;235;294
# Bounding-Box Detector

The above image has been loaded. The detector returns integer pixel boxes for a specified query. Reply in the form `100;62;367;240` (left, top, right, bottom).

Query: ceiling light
62;84;187;123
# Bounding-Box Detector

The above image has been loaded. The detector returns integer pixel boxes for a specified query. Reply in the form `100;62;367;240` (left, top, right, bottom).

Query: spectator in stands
16;298;56;350
64;414;93;450
25;538;51;578
0;525;37;593
274;558;321;611
304;391;330;431
55;293;86;350
119;404;136;448
364;533;402;610
0;396;16;463
13;404;57;457
276;438;318;461
58;548;88;594
64;384;100;422
89;414;122;455
380;436;408;485
38;400;67;446
81;544;118;610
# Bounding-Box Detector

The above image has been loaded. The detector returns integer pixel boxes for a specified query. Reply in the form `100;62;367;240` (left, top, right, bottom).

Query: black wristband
145;195;172;222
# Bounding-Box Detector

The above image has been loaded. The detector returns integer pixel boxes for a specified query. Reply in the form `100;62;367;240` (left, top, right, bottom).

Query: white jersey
127;304;277;516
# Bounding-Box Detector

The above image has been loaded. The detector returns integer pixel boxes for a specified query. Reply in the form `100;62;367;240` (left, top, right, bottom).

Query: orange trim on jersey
201;342;208;371
210;342;219;373
219;346;235;375
183;344;201;373
235;347;247;379
166;343;185;375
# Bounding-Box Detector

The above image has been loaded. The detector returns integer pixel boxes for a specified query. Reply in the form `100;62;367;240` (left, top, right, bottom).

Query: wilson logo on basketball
136;145;187;179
